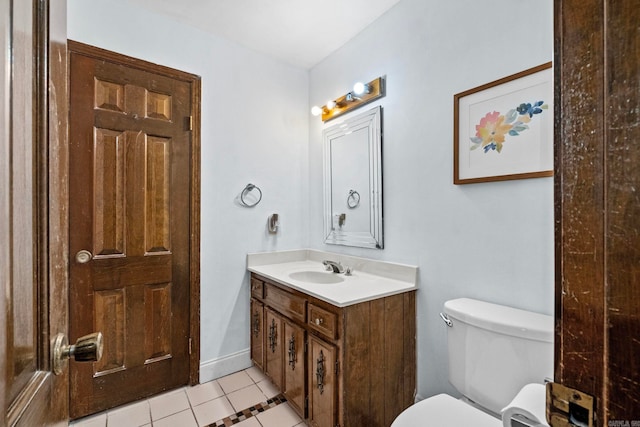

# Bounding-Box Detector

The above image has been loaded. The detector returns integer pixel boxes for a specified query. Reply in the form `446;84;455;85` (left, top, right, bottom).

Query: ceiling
125;0;402;69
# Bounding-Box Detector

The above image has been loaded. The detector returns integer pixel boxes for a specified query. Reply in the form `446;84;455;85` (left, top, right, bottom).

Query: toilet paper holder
268;213;279;233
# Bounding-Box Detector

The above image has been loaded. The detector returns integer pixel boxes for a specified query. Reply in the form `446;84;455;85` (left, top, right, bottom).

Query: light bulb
326;100;336;110
311;105;323;116
353;82;366;95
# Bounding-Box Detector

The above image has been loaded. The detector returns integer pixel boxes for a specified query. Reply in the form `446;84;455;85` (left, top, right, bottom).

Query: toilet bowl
391;298;553;427
391;394;501;427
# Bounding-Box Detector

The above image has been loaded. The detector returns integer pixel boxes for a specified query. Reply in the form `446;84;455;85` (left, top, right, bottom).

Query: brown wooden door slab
1;0;69;425
68;43;198;418
554;0;640;422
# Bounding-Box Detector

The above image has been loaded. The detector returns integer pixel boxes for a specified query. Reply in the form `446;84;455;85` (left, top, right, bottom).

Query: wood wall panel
145;136;171;253
93;128;125;257
144;283;172;363
94;290;125;376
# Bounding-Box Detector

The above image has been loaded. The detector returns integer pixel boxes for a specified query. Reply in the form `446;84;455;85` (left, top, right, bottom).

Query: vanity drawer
264;283;306;323
307;303;337;340
251;278;264;299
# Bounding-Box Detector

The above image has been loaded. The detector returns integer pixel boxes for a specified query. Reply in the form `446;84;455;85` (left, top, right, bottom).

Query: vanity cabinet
250;273;416;427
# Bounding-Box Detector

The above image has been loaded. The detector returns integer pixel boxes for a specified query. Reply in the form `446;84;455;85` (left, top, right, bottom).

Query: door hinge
187;115;193;131
304;341;308;354
188;337;193;355
305;396;308;411
335;361;339;375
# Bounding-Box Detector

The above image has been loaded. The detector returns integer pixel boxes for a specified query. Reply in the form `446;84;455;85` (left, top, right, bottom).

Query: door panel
308;335;336;427
251;299;265;370
1;0;69;425
283;320;305;418
68;45;195;418
265;309;284;391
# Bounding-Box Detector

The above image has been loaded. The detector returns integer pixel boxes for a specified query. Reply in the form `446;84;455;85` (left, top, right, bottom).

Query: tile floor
69;367;305;427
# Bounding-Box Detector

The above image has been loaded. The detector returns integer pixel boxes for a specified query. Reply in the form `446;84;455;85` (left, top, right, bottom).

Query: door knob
51;332;104;375
75;249;93;264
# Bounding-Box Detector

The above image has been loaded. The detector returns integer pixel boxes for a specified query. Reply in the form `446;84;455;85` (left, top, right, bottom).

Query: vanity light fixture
311;76;385;122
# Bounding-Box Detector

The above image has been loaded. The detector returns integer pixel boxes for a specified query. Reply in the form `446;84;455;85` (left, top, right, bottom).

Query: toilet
391;298;553;426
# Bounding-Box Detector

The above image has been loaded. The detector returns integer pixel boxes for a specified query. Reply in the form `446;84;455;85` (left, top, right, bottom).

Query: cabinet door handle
288;334;296;370
316;350;325;394
268;319;277;353
315;317;323;326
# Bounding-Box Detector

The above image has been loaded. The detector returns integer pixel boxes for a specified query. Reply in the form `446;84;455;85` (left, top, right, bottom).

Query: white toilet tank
444;298;553;416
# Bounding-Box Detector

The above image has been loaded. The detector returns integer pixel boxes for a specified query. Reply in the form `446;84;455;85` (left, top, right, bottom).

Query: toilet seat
390;394;502;427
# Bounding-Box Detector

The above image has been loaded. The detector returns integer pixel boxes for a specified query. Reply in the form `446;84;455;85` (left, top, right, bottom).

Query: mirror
323;106;383;249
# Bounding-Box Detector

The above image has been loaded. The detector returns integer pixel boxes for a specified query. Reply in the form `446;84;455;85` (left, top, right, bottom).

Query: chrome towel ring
347;190;360;208
240;183;262;207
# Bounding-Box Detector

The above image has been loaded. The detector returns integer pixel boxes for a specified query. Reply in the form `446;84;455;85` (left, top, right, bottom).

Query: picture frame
454;62;553;184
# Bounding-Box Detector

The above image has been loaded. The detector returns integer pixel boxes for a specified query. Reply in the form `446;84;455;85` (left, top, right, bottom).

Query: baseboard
199;348;252;384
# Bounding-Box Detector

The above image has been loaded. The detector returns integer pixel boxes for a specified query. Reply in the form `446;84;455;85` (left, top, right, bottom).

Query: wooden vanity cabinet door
265;308;284;390
308;335;337;427
283;320;306;418
250;298;264;370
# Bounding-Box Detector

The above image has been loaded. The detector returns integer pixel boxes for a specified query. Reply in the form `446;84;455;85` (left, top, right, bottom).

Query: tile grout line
204;394;288;427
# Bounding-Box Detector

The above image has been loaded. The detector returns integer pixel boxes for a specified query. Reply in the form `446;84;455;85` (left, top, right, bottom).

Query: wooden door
308;335;337;427
68;42;201;419
265;309;284;391
251;299;265;370
283;320;305;418
0;0;69;425
554;0;640;423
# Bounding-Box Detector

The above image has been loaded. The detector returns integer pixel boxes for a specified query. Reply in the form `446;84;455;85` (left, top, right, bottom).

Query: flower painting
470;101;548;153
454;63;553;184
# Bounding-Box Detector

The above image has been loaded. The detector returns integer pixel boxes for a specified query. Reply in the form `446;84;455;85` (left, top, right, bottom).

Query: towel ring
240;183;262;207
347;190;360;209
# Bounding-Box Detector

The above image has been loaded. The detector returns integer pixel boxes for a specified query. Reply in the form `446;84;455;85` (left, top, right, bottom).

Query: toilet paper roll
501;383;549;427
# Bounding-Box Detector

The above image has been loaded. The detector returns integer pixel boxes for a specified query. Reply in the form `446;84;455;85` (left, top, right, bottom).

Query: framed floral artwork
454;62;553;184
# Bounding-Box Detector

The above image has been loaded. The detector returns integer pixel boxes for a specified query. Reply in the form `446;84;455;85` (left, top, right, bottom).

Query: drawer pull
315;318;324;326
288;334;296;370
316;350;325;394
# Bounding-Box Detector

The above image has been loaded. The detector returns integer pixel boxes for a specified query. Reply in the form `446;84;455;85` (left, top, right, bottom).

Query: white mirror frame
323;106;383;249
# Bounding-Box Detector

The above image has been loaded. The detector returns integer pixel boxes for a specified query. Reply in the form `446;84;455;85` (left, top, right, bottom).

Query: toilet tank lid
444;298;553;343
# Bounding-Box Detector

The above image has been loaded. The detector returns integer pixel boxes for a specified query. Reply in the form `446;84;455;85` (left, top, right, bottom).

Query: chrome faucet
322;260;345;273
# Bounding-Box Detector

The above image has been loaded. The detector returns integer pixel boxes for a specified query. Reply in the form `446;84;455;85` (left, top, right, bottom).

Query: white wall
309;0;554;399
68;0;310;380
69;0;554;400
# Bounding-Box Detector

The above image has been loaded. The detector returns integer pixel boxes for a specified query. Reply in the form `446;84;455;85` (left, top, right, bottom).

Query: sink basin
288;271;345;284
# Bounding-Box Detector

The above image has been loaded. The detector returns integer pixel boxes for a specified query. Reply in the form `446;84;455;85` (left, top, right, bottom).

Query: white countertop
247;250;418;307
